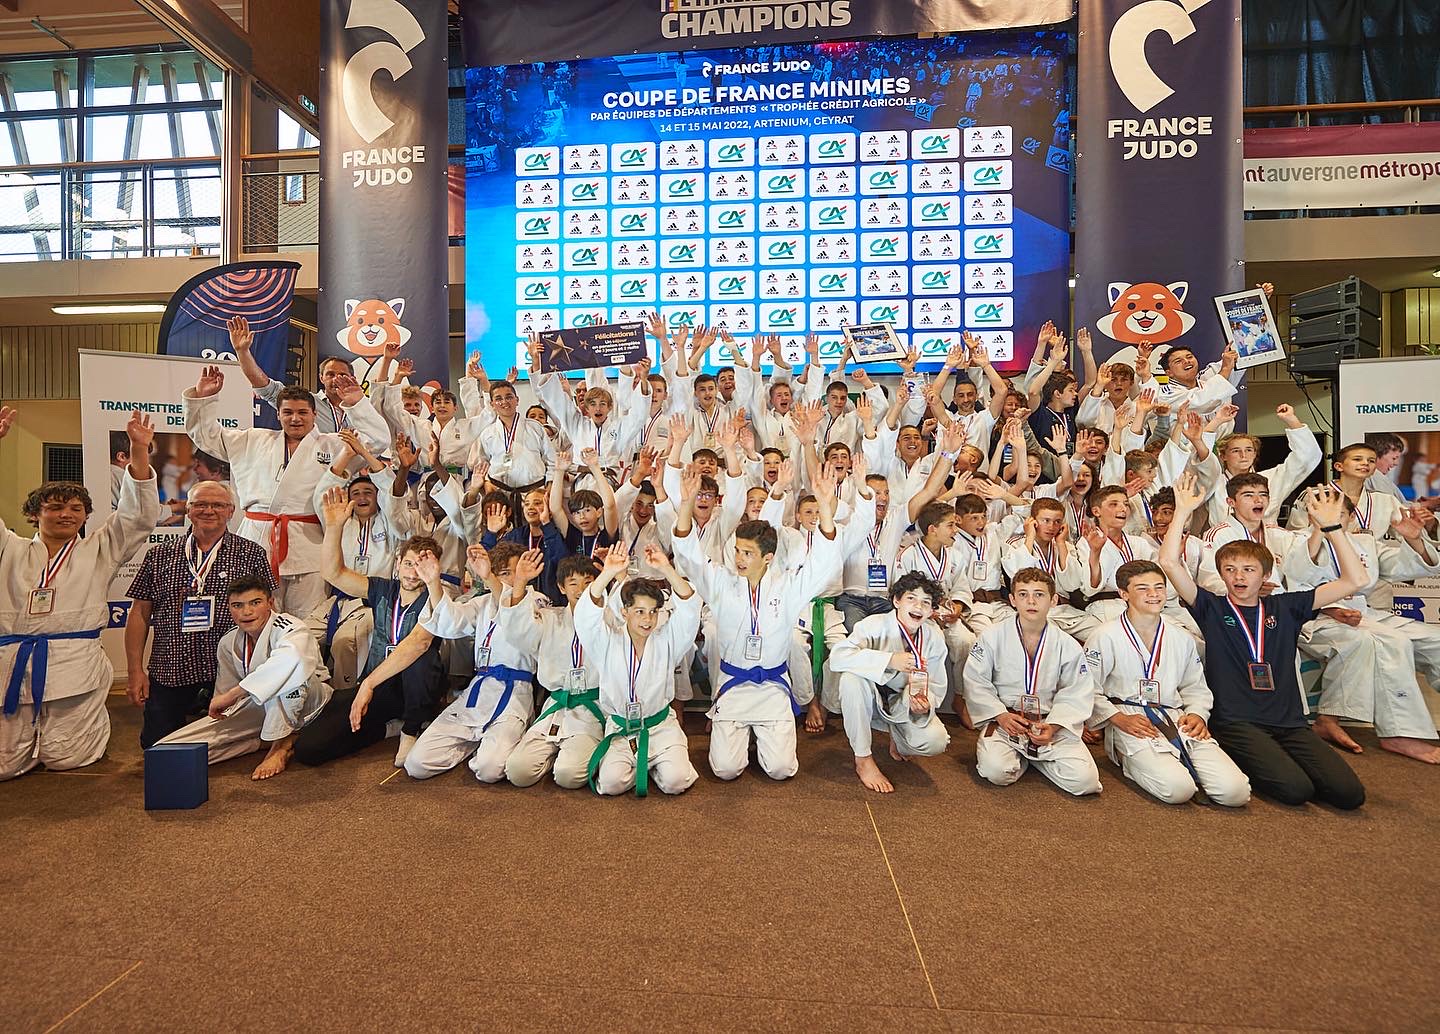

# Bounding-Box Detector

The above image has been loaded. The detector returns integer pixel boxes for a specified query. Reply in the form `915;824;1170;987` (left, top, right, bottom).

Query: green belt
810;596;835;690
586;706;671;798
535;686;603;727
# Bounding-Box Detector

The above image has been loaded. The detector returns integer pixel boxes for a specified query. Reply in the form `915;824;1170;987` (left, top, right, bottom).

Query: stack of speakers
1287;276;1381;378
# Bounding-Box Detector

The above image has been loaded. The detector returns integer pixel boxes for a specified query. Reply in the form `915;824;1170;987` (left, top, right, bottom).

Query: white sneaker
394;732;418;768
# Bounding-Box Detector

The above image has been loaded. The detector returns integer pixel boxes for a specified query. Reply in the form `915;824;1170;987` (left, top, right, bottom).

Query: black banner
537;322;647;373
462;0;1075;66
1074;0;1243;368
321;0;449;396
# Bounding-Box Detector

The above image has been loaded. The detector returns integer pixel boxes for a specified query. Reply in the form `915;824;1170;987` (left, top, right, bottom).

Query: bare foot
958;701;975;731
888;738;910;763
1314;714;1363;754
805;699;827;734
855;754;893;793
1379;736;1440;764
252;740;294;780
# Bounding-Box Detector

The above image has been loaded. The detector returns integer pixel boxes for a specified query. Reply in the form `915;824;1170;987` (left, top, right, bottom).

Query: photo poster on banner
463;30;1072;378
536;322;647;374
79;351;254;643
1338;355;1440;624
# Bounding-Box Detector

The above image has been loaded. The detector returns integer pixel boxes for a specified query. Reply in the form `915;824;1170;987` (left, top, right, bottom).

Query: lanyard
1035;541;1055;574
627;640;643;704
37;538;77;590
280;438;297;473
327;399;348;432
356;518;373;559
391;591;420;645
896;618;925;672
824;411;839;440
1110;533;1133;563
917;542;946;581
480;620;498;657
1120;614;1164;680
701;405;721;437
500;414;519;454
644;408;662;442
749;582;762;636
581;532;597;557
594;422;604;455
960;531;985;563
571;631;584;670
238;633;257;675
1139;493;1152;527
1225;597;1267;663
867;527;881;558
1332;481;1372;530
185;534;222;594
1069;499;1085;536
1017;616;1046;698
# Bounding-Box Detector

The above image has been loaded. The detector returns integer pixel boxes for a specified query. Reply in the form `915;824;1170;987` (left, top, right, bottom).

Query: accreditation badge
27;588;54;616
867;561;887;589
970;561;989;582
180;596;215;633
744;634;763;661
906;670;929;700
475;647;491;669
1020;694;1042;720
1137;678;1161;702
567;667;585;692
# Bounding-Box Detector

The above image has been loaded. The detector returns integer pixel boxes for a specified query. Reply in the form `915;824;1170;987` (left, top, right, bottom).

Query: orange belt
244;511;322;581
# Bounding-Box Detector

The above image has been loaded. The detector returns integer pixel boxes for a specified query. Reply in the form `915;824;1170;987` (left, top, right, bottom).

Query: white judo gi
1075;532;1204;643
964;619;1102;795
954;522;1021;634
828;613;951;762
1204;425;1322;528
156;611;333;763
673;518;844;781
404;586;542;781
497;597;605;789
1000;536;1100;643
184;389;389;618
573;586;703;796
892;539;976;707
0;469;161;779
1085;616;1251;806
1291;528;1440;740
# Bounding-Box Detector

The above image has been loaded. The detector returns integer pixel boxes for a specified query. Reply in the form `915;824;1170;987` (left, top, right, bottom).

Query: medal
897;617;927;704
474;619;497;671
745;582;764;660
569;632;587;691
1018;616;1047;722
30;537;77;615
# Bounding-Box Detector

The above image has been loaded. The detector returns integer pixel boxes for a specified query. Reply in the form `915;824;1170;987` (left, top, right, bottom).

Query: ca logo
717;276;745;294
1109;0;1215;112
920;271;951;288
620;280;645;297
768;174;796;192
523;153;550;171
523;282;550;299
868;170;898;188
817;273;847;292
619;147;646;166
573;247;598;265
668;243;696;261
341;0;426;144
717;143;745;162
870;305;898;321
619;213;647;231
869;237;898;256
768;241;796;258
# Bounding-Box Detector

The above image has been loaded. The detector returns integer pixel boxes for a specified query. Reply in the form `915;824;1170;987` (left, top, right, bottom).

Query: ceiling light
51;303;167;315
1431;266;1440;278
1067;276;1077;288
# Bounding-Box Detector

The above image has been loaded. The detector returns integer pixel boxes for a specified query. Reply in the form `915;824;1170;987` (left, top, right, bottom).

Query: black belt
973;589;1007;604
1070;589;1121;608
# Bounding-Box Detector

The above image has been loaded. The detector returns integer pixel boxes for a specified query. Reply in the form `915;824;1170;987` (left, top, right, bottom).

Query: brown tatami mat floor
5;691;1440;1033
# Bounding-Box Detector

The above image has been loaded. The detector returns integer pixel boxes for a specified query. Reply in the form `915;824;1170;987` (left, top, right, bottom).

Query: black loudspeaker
1290;276;1381;319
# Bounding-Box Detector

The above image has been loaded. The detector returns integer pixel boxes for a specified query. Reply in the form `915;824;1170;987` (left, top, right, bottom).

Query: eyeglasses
695;492;717;500
188;502;232;511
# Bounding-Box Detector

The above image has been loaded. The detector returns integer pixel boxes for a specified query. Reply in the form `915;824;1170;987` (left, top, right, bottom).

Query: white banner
1243;124;1440;211
1337;356;1440;444
79;351;253;666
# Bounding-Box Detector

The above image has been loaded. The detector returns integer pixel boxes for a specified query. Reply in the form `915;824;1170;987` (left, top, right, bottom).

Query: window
44;443;84;484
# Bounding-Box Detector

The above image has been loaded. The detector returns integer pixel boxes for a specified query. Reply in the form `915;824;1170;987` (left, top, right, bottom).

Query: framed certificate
1213;288;1286;370
842;322;906;365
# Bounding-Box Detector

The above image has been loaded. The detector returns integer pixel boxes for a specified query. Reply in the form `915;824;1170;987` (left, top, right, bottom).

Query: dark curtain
1243;0;1440;109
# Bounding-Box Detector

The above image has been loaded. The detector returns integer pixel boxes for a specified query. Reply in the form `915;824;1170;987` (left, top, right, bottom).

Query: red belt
245;511;322;581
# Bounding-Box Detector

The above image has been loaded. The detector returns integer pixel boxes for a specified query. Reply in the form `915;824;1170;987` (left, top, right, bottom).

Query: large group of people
3;300;1439;809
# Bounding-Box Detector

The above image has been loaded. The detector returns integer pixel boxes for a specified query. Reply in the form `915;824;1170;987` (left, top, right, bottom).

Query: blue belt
1;629;103;719
324;589;357;644
1138;700;1200;784
717;660;799;716
440;573;462;588
464;664;534;730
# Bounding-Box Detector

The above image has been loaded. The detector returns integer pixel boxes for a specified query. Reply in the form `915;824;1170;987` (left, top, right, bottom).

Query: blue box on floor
144;743;209;810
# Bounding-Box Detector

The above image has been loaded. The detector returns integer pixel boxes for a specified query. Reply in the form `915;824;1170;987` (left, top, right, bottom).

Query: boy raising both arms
828;573;952;793
577;541;702;797
1161;474;1369;808
965;568;1102;797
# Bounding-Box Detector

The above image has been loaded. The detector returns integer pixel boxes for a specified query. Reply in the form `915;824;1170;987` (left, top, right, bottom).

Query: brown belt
1069;589;1121;609
973;589;1007;604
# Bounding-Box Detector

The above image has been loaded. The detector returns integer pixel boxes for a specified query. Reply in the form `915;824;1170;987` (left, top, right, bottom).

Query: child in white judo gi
402;542;542;782
1;406;162;779
576;541;702;797
672;462;849;782
965;567;1102;796
1085;560;1251;807
828;572;953;794
158;575;334;780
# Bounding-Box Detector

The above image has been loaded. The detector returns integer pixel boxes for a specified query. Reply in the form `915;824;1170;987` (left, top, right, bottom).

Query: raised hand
1075;327;1092;354
321;485;353;525
227;315;253;353
580;446;602;470
555;447;573;472
334;373;364;406
1304;484;1347;530
1045;423;1069;454
396;358;416;379
775;458;795;492
1133;387;1156;415
384;335;404;361
1258;282;1275;298
1082;522;1106;552
737;419;756;455
634;445;658;479
335;427;364;461
1036;320;1056;353
851;366;873;389
811;461;838;501
1219;344;1239;374
194;364;225;398
679;461;702;500
851;449;869;483
465;544;491;581
667;412;691;445
513;548;545;585
1172;470;1205;515
0;405;15;439
945;341;967;369
484;502;510;534
603;539;630;574
644;542;674;573
393;435;418;470
126;409;156;454
645;311;666;342
416;551;443;587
